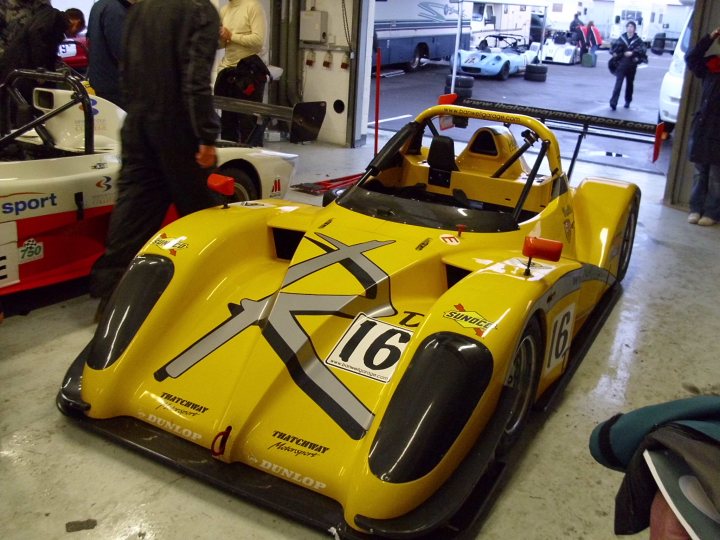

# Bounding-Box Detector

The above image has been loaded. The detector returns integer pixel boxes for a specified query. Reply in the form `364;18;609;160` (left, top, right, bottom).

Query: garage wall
665;0;720;208
294;0;356;145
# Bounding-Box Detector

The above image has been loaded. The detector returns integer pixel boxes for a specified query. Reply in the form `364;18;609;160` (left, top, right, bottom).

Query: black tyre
524;63;547;82
496;317;542;456
616;192;640;282
405;45;424;72
498;62;510;81
218;166;258;201
446;74;474;88
444;85;472;98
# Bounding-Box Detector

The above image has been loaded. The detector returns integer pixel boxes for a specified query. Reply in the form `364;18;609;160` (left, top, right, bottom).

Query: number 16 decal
325;314;413;383
547;303;575;373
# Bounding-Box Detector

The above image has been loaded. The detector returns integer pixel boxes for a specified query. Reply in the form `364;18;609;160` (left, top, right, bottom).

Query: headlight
368;332;493;483
88;255;174;370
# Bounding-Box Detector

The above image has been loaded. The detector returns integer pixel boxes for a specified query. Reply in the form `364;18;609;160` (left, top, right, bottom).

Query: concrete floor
2;134;719;540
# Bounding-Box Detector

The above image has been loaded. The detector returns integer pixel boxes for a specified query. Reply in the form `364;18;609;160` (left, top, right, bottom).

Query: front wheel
498;62;510;80
218;166;258;202
496;317;542;456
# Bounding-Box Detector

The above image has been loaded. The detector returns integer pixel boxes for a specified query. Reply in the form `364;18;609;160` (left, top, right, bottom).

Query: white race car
0;71;298;312
530;32;582;65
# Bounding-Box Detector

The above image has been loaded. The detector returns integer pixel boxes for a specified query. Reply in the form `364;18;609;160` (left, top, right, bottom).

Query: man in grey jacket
90;0;221;316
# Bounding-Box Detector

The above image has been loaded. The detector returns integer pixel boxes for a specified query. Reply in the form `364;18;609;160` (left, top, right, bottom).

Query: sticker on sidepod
95;176;112;192
152;233;189;256
270;178;282;196
18;238;43;264
259;459;327;490
268;430;330;458
444;304;495;337
0;222;19;288
137;411;203;441
545;303;576;373
325;313;412;383
1;192;58;217
510;258;553;271
232;201;275;208
440;233;460;245
157;392;209;417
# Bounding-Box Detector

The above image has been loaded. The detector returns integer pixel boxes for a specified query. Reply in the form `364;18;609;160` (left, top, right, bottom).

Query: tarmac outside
368;51;676;177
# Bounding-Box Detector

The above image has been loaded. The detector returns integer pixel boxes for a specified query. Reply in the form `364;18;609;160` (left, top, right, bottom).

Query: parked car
530;31;582;64
57;37;89;75
657;12;693;134
58;103;639;538
0;70;297;314
453;34;538;80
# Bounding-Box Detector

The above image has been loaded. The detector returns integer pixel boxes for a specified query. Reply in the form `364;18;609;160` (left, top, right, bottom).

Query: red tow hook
211;425;232;456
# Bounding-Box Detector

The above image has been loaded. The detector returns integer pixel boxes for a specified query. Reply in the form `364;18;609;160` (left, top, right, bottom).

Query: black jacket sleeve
181;0;220;146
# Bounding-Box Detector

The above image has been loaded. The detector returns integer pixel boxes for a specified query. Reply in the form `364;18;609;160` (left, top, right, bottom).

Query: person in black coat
685;26;720;226
609;21;647;110
89;0;221;317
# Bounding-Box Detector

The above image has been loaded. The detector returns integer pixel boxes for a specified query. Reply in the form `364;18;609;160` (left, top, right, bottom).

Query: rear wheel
219;166;258;202
616;192;640;282
446;74;474;88
444;85;472;98
496;317;542;456
524;63;547;82
405;45;424;72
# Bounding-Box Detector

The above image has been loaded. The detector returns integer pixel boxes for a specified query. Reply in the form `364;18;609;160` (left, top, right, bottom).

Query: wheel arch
572;179;641;271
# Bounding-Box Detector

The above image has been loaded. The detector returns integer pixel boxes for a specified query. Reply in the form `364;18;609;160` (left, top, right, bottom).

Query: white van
658;11;693;132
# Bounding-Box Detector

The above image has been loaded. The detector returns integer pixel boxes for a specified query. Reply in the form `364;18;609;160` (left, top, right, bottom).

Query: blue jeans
689;163;720;220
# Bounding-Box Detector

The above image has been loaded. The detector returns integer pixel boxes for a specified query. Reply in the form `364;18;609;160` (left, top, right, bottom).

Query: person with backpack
214;0;268;144
609;21;647;110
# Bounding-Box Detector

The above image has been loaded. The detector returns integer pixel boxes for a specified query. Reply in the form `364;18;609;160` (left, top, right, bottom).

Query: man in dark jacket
87;0;133;107
685;26;720;227
89;0;221;316
609;21;647;110
0;0;50;59
0;3;69;127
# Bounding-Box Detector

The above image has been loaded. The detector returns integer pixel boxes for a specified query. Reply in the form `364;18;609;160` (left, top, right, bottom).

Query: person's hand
196;145;217;168
220;26;231;42
711;27;720;40
624;50;632;57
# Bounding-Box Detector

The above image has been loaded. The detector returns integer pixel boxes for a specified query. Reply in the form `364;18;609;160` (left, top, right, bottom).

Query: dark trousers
214;66;266;143
610;64;637;107
89;112;217;300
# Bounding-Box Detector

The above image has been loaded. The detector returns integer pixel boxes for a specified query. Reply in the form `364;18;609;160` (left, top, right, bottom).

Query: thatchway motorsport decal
154;233;397;440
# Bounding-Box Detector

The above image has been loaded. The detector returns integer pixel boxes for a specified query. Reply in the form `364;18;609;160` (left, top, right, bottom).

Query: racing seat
426;135;458;188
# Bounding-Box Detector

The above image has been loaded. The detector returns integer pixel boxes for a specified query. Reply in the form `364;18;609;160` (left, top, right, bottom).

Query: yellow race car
58;105;639;538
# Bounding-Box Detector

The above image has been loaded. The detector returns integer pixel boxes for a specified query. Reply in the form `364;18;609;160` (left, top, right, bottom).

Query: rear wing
455;97;665;180
212;96;326;145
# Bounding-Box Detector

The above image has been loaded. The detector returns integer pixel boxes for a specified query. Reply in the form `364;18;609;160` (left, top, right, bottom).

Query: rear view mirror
522;236;563;276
